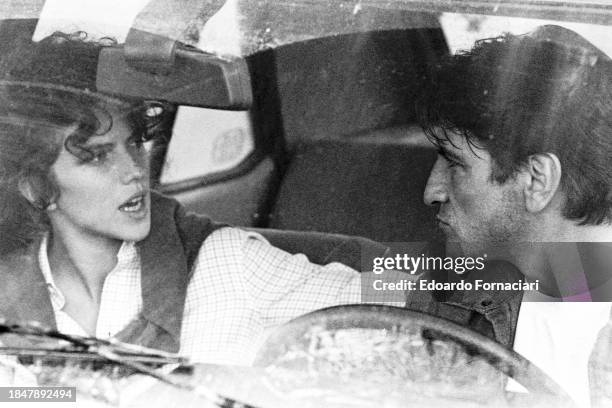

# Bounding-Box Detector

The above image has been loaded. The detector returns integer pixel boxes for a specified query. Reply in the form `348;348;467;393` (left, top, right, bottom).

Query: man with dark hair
415;25;612;406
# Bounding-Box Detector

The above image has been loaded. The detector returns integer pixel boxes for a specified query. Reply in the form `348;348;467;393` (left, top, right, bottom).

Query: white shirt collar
37;234;138;311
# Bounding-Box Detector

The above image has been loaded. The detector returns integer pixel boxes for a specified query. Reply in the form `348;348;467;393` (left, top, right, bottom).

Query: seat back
269;130;444;243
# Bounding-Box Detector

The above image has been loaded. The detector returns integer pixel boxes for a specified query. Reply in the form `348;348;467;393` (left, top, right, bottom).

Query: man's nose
423;157;448;206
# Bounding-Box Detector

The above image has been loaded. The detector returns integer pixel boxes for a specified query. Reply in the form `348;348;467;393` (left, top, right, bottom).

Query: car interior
0;7;446;270
2;2;611;406
152;23;449;267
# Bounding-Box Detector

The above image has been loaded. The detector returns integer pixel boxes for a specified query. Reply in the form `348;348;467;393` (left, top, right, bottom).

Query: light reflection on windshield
4;0;611;57
440;12;612;56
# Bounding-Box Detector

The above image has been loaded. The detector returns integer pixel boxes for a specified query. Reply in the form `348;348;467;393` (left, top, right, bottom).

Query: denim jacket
405;261;524;348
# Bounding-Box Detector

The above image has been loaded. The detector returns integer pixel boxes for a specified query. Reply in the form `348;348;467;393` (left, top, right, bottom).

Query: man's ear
522;153;562;214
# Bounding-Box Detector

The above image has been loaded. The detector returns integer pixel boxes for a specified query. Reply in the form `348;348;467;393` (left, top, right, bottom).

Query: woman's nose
423;157;449;206
118;149;146;184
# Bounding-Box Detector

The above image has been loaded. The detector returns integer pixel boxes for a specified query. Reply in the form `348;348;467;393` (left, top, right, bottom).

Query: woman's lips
119;192;149;219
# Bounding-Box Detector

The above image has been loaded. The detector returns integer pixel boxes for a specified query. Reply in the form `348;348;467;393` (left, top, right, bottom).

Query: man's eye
442;156;462;168
447;159;461;168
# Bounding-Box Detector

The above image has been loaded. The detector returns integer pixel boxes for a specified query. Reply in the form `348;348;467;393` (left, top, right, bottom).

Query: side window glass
158;107;255;185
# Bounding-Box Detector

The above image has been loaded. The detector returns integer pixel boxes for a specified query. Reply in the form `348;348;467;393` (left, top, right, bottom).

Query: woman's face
48;105;151;243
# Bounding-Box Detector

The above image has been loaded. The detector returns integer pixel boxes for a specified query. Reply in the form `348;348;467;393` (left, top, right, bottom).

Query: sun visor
96;29;252;110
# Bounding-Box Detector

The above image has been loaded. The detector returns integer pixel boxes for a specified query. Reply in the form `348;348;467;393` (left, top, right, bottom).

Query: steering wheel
254;304;577;407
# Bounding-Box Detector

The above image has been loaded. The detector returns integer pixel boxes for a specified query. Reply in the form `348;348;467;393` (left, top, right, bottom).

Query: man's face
423;132;528;256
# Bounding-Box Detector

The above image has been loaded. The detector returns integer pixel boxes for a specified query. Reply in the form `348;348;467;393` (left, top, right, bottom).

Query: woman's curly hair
0;32;168;255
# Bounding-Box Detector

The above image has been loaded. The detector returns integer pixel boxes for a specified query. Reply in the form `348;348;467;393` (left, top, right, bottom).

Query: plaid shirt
39;227;361;365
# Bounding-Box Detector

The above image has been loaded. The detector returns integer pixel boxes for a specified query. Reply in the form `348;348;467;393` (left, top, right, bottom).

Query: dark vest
0;191;224;353
405;260;524;348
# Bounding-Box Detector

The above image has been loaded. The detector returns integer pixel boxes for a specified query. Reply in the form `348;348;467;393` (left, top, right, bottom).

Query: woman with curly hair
0;31;361;365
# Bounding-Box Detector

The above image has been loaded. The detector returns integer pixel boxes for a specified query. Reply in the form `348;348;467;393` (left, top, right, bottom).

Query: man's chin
439;226;505;257
440;228;477;256
446;239;517;261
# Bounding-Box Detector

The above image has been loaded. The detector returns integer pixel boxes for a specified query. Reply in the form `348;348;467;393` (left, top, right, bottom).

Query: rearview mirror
96;30;252;110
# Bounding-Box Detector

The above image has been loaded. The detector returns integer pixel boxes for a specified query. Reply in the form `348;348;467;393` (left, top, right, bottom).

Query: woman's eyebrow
84;141;115;150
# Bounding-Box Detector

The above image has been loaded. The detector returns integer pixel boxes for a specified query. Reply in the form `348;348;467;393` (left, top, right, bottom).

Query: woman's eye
91;151;108;163
128;135;148;149
128;139;142;148
81;149;109;164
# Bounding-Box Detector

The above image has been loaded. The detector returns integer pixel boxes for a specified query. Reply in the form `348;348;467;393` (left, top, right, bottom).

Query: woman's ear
18;177;38;205
18;175;57;211
522;153;562;214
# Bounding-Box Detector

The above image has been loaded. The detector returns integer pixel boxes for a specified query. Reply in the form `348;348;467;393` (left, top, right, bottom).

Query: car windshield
0;1;611;408
7;0;612;55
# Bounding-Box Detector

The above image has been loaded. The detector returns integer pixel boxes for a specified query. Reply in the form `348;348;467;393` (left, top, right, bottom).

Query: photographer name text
372;278;539;292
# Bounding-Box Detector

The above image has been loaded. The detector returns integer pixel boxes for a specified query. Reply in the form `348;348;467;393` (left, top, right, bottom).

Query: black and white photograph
0;1;611;407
